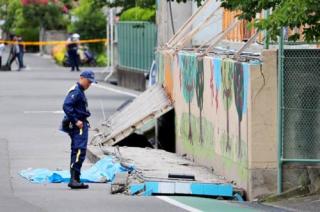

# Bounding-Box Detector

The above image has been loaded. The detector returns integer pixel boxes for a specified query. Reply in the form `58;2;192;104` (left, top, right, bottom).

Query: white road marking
92;83;138;98
24;111;64;114
157;196;202;212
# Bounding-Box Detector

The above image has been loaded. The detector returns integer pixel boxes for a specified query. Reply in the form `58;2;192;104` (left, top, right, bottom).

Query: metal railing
117;21;157;72
277;29;320;193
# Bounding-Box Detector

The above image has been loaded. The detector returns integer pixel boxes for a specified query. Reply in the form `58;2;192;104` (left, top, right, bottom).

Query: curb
260;185;310;203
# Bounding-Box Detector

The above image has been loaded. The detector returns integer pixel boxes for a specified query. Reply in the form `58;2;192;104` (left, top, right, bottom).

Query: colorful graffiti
221;59;234;152
157;51;174;100
160;51;252;188
195;57;205;144
164;53;174;100
209;62;215;106
212;58;222;112
179;112;215;158
180;53;197;143
156;52;164;83
234;62;244;158
178;112;248;181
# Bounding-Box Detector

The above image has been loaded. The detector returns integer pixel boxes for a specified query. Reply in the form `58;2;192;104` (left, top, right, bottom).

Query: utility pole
109;8;114;70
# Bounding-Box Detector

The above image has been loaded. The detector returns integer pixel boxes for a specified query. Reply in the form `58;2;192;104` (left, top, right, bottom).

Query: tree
0;0;22;34
233;62;244;158
21;0;70;30
221;59;234;152
120;6;155;22
180;53;196;143
93;0;155;14
20;0;70;53
69;0;106;53
0;0;71;33
195;57;204;144
170;0;319;41
221;0;320;41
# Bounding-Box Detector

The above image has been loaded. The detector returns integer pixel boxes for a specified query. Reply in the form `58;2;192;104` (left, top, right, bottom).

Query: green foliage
195;58;204;111
136;0;155;8
96;53;108;66
180;53;196;104
221;0;320;41
221;59;234;110
93;0;155;14
179;113;215;151
22;3;69;30
0;0;69;49
168;0;319;41
0;0;39;51
0;0;22;34
120;7;156;22
15;27;40;52
233;62;244;122
69;0;106;53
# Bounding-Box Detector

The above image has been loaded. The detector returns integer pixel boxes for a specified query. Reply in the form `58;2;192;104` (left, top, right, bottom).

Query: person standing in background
67;33;80;72
9;36;23;71
17;36;26;69
0;40;6;68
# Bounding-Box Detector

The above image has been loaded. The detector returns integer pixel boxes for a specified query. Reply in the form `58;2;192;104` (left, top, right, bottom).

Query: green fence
278;31;320;192
117;21;157;72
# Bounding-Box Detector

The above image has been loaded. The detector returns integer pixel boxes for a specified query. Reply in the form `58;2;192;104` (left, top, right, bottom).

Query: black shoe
68;169;89;189
76;69;80;72
70;69;75;72
68;179;89;189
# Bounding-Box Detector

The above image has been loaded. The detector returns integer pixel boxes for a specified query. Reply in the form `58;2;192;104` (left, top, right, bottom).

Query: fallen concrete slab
88;145;226;183
90;84;173;147
87;145;245;200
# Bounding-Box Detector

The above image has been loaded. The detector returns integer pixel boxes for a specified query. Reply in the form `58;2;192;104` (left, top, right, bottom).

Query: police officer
67;33;80;72
62;70;96;189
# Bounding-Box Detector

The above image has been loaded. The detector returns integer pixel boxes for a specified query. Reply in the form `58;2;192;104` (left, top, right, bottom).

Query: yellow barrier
0;38;108;46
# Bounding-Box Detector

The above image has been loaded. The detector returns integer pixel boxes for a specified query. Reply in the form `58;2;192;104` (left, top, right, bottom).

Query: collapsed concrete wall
157;49;278;199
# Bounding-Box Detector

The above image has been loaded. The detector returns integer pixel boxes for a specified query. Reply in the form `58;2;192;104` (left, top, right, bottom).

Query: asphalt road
0;53;288;212
0;54;186;212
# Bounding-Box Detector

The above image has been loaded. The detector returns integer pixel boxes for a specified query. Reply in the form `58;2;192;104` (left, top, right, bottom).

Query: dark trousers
69;123;89;173
9;53;23;69
70;148;86;174
68;49;80;71
18;52;24;68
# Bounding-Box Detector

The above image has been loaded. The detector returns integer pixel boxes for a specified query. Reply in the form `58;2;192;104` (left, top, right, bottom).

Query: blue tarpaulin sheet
19;156;134;183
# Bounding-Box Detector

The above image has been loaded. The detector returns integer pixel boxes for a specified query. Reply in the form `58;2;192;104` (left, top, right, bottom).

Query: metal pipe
277;27;285;194
263;9;270;49
204;19;240;55
110;8;114;69
106;9;110;67
167;0;212;46
234;31;259;59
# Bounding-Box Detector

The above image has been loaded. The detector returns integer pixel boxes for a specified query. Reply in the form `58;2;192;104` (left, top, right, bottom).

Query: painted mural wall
158;50;252;189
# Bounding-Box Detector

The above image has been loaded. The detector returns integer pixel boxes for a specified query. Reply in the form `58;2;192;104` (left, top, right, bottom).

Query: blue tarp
19;156;134;183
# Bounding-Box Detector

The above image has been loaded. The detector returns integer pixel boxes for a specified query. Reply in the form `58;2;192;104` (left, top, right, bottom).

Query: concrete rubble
87;145;243;197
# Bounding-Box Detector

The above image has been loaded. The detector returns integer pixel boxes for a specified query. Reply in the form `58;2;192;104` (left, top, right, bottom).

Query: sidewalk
263;193;320;212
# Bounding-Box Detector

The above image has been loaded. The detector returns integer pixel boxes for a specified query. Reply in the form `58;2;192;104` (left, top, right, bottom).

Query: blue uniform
67;42;80;71
62;82;90;174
